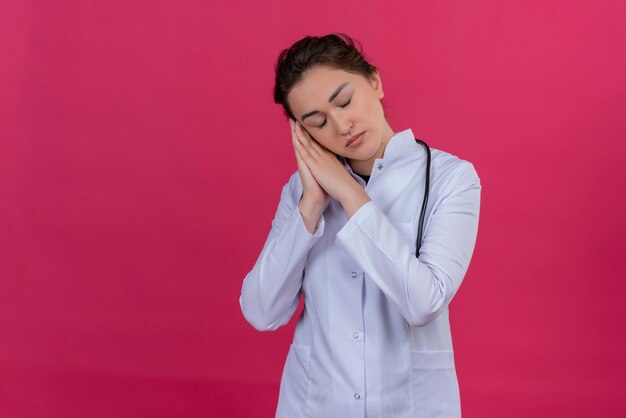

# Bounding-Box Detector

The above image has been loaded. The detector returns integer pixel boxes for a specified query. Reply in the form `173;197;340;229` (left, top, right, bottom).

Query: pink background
1;0;625;416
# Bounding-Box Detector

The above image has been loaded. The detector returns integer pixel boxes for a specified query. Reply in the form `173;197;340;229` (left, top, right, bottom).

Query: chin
358;144;378;159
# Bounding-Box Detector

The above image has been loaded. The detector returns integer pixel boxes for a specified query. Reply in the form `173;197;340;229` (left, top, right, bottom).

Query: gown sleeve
335;161;481;327
239;173;326;331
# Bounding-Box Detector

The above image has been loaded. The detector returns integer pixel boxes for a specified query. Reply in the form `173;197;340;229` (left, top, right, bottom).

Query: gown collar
339;128;418;174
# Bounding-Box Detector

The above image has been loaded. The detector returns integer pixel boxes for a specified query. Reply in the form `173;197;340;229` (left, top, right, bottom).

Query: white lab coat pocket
276;344;312;418
411;350;461;418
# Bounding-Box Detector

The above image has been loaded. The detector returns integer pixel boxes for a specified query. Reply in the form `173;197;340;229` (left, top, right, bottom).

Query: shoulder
430;147;480;185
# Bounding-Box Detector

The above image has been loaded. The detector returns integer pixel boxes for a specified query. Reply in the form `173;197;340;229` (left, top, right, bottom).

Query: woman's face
286;65;392;165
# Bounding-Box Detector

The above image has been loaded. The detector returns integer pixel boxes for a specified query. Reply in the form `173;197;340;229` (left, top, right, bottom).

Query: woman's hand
289;118;329;208
291;119;361;203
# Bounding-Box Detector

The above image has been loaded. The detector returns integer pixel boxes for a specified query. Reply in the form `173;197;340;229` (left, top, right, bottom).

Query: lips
346;132;365;147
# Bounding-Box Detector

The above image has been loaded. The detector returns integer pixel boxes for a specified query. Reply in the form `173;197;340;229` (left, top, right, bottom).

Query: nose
334;114;354;136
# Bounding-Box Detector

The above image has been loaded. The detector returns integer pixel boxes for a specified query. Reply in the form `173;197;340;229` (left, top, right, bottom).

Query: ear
369;71;384;99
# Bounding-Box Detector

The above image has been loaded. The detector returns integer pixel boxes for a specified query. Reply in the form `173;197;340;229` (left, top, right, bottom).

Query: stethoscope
414;138;431;258
340;135;431;257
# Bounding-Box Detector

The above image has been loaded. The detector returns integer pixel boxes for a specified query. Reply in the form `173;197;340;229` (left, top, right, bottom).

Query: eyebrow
300;81;350;122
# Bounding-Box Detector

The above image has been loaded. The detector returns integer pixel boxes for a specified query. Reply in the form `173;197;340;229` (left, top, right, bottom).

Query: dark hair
273;33;379;121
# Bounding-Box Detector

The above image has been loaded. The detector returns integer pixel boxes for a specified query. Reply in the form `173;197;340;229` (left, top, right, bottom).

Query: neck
348;123;395;176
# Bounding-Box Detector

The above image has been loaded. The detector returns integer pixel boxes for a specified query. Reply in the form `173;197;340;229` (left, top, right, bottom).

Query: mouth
346;132;365;147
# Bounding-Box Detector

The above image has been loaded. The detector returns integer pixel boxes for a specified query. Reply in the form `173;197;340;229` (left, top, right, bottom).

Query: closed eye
316;99;351;129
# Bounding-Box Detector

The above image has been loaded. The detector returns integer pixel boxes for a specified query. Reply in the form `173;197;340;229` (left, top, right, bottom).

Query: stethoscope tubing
414;138;431;258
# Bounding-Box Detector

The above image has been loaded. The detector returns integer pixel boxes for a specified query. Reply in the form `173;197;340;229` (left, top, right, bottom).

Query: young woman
239;33;481;418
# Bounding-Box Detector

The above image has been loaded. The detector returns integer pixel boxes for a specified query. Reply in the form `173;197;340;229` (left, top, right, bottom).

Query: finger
292;129;307;160
290;120;304;149
293;123;314;157
292;132;303;158
296;123;337;162
289;118;298;138
295;134;323;178
293;132;310;162
293;139;304;168
293;135;315;177
293;138;306;166
295;122;323;158
296;121;331;153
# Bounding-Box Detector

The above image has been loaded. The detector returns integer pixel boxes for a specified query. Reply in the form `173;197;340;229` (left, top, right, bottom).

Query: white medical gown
240;128;481;418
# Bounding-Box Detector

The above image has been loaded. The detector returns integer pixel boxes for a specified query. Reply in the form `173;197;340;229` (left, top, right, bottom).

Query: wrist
299;194;327;212
298;195;326;234
338;186;371;220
